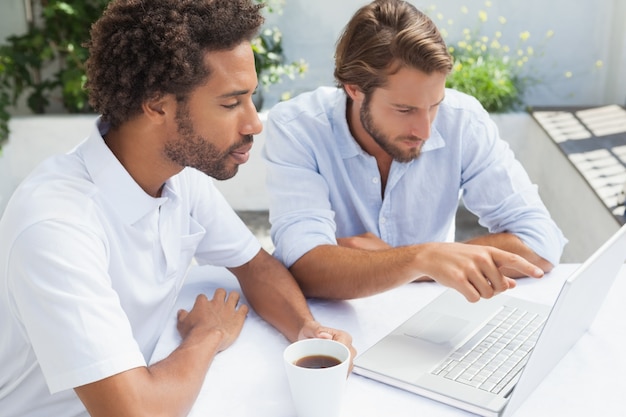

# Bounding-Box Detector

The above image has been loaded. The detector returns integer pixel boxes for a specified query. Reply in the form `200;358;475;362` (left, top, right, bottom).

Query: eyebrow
217;89;252;99
393;95;446;110
218;85;259;99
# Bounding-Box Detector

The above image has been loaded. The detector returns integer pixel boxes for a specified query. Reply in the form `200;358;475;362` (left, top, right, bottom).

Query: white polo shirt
0;119;261;416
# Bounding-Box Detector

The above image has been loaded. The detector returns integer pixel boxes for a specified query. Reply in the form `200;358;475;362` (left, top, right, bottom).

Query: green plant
252;0;307;108
429;4;552;113
252;27;307;92
0;0;109;149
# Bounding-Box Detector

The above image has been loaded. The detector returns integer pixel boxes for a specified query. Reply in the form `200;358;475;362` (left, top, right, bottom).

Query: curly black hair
85;0;264;128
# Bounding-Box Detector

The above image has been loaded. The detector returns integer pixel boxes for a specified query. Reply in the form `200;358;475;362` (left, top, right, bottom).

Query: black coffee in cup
295;355;342;369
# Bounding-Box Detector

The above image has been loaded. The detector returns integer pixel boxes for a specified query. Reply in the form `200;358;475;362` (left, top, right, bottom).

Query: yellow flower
485;0;492;7
519;31;530;41
448;19;454;25
437;12;444;20
565;71;573;78
546;30;555;38
498;16;507;24
596;60;604;68
503;45;510;53
527;46;534;55
478;10;488;22
490;39;501;49
461;6;469;14
495;31;502;38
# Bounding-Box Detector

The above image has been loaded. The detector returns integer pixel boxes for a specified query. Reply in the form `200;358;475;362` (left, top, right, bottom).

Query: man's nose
410;111;431;139
243;103;264;136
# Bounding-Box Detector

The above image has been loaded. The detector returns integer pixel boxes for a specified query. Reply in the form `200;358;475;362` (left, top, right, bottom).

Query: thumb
316;328;334;340
177;309;189;322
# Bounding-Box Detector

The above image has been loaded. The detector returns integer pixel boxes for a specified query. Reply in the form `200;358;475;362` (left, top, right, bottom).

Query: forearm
230;250;316;342
464;232;554;275
290;240;546;302
290;244;420;299
75;326;223;417
143;328;223;414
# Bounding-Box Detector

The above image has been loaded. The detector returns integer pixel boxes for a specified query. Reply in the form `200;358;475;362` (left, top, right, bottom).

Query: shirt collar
79;117;168;225
332;89;446;159
332;91;361;159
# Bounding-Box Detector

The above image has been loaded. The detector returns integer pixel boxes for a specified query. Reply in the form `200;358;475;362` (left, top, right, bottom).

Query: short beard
359;94;423;163
164;99;252;180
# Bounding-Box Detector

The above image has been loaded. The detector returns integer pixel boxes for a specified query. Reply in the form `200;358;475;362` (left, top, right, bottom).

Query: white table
151;264;626;416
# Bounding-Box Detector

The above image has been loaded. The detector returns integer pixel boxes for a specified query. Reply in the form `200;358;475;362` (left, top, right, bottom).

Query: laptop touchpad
404;312;469;344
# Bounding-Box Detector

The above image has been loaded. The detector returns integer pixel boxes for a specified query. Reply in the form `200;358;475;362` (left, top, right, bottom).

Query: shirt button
380;217;387;224
372;177;379;184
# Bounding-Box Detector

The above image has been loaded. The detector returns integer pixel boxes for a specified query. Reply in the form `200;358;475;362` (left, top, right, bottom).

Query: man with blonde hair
263;0;566;301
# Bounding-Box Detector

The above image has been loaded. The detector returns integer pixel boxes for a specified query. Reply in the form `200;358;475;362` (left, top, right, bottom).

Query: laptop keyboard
431;306;546;394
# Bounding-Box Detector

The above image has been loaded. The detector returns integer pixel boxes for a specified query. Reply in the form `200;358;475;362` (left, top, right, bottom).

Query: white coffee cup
283;338;351;417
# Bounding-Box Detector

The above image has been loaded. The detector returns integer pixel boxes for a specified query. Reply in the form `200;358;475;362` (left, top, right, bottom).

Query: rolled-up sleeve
262;109;338;268
457;107;568;266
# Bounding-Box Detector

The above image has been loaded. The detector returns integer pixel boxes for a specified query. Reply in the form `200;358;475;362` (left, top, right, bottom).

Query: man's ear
344;84;364;103
142;94;174;123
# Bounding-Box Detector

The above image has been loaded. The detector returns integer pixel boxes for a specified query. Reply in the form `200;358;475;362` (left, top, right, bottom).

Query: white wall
605;0;626;105
0;0;27;41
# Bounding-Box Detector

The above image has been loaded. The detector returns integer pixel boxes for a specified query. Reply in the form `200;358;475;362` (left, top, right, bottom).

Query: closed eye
222;101;240;109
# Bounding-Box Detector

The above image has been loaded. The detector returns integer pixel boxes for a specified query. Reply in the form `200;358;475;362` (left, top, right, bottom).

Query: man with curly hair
0;1;354;416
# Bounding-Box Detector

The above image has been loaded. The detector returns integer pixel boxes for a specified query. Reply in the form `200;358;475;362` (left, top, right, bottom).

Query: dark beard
165;100;252;180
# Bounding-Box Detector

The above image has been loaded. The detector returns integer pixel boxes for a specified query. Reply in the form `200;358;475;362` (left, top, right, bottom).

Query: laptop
353;225;626;417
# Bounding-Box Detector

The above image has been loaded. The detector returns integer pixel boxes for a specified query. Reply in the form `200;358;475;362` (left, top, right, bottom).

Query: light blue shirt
262;87;566;268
